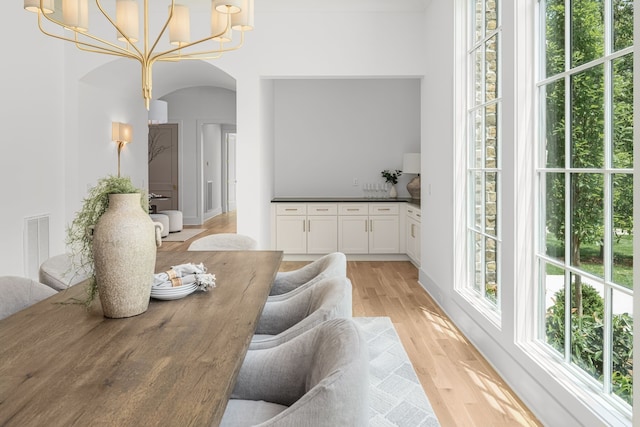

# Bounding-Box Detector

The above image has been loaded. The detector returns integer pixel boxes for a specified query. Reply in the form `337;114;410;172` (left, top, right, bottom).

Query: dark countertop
272;197;420;206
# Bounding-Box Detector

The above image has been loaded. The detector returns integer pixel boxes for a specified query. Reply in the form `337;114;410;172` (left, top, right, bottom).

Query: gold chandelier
24;0;254;109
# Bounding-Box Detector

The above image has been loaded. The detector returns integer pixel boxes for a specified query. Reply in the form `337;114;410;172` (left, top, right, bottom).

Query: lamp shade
112;122;133;143
403;153;420;174
169;4;190;46
231;0;254;31
214;0;241;14
211;7;233;42
148;100;168;124
116;0;139;42
62;0;89;32
24;0;54;14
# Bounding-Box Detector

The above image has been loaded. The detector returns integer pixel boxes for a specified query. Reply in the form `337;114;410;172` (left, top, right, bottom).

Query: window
466;0;502;310
538;0;633;407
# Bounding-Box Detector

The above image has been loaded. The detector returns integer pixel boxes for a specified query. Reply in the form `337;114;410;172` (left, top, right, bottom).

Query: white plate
151;284;197;294
151;285;197;300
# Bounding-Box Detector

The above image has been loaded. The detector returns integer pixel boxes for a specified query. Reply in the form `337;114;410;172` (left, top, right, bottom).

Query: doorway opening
199;122;237;224
148;123;179;213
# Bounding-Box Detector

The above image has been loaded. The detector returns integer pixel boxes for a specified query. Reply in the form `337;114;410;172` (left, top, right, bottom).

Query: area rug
354;317;441;427
162;228;206;242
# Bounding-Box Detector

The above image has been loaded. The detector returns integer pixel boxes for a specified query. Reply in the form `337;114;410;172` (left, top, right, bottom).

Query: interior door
148;124;179;212
226;133;237;212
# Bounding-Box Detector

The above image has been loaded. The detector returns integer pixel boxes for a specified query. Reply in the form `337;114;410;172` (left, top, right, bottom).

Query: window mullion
564;0;571;72
602;0;613;393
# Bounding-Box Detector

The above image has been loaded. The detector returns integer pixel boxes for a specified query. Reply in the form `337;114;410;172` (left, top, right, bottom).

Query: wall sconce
112;122;133;177
403;153;421;200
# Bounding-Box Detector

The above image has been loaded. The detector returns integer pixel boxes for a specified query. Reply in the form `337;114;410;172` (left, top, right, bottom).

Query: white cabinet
338;203;400;254
273;204;337;254
406;205;421;267
307;205;339;254
272;202;402;257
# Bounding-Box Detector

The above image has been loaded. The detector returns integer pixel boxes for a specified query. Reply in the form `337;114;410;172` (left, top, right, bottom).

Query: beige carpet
162;228;206;242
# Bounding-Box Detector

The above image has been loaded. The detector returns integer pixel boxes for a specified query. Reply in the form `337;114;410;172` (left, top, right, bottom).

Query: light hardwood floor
163;212;542;426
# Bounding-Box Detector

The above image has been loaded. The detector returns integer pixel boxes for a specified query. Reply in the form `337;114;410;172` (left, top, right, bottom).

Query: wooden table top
0;250;283;427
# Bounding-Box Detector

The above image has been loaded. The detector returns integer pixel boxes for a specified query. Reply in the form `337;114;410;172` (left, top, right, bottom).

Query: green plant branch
66;175;148;307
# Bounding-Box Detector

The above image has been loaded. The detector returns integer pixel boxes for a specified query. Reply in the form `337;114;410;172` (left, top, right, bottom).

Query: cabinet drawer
308;204;338;215
369;203;399;215
276;204;307;215
406;205;421;222
339;204;368;215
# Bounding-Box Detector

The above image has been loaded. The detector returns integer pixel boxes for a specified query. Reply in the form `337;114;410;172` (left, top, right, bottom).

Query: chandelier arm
37;12;140;60
157;53;222;62
95;0;144;59
147;1;176;60
150;9;234;63
156;32;245;62
74;43;141;59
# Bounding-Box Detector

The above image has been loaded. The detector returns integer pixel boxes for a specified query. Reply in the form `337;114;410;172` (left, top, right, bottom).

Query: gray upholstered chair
0;276;57;320
250;276;352;350
38;253;91;291
220;318;369;427
188;233;257;251
270;252;346;296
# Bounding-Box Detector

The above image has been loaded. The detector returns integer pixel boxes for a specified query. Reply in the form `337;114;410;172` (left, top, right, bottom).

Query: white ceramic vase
389;184;398;198
92;193;162;318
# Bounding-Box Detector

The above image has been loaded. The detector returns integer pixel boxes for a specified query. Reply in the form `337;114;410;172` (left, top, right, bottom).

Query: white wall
215;3;427;242
273;79;420;198
0;3;66;276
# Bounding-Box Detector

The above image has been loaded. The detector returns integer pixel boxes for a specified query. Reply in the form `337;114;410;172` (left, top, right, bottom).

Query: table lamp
403;153;421;200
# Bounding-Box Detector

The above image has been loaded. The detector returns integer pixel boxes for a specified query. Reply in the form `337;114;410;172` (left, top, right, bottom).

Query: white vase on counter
389;184;398;198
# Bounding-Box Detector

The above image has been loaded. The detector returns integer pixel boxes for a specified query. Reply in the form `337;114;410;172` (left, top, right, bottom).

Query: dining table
0;250;283;426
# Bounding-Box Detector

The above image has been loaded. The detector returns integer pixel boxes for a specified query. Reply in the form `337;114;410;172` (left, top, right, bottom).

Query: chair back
0;276;57;320
187;233;257;251
253;276;352;345
270;252;346;296
231;318;369;427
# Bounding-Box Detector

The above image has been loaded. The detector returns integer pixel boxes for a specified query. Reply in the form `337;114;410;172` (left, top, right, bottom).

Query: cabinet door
338;216;369;254
307;216;338;254
275;216;307;253
414;221;421;266
406;217;419;264
369;215;400;254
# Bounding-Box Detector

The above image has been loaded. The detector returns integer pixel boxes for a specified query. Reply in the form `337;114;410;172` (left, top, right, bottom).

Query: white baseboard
281;253;410;262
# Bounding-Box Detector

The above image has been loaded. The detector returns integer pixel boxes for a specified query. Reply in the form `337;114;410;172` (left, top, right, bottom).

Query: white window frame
461;0;503;322
534;0;634;419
